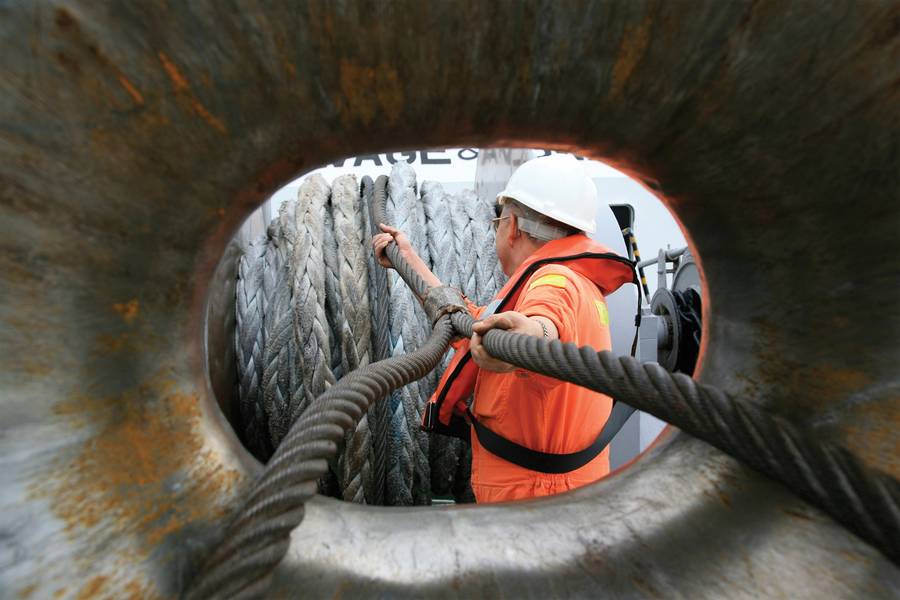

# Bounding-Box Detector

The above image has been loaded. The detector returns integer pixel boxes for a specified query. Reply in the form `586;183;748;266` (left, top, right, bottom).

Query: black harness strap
468;401;636;474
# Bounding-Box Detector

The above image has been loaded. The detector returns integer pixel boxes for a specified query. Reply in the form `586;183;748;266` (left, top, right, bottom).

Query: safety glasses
491;201;510;230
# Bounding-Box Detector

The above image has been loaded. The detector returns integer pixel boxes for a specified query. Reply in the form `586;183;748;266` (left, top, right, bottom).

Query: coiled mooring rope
331;174;374;504
186;315;456;600
362;175;393;506
292;174;337;421
384;165;432;505
422;180;474;500
235;236;269;461
261;201;299;448
465;188;506;305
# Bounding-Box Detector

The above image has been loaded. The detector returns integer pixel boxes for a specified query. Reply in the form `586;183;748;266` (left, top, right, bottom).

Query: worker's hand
471;311;545;373
373;223;413;269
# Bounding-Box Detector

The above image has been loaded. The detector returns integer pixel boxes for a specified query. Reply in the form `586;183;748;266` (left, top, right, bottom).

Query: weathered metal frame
1;1;897;598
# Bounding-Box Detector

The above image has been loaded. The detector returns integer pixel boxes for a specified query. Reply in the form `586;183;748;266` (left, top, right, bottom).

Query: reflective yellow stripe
528;274;568;290
594;300;610;326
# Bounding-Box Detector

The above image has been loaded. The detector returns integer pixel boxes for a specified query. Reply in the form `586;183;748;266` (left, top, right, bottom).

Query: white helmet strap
515;216;573;242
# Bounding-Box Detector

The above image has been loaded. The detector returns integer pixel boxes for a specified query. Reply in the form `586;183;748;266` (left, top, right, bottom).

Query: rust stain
75;576;108;600
188;98;227;134
32;375;242;593
17;583;38;599
609;16;653;99
337;60;405;127
93;332;138;356
157;52;190;92
22;360;51;377
54;7;75;29
113;299;140;324
117;74;145;106
158;52;227;134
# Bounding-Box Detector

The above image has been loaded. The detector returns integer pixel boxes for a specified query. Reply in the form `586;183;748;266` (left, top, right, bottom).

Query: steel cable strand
362;176;391;505
444;314;900;565
262;200;300;448
183;317;455;600
235;236;270;461
331;173;374;503
422;180;467;497
384;164;432;505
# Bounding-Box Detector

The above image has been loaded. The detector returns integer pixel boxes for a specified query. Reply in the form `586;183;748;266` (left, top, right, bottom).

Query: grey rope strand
465;189;504;304
184;317;455;599
451;190;477;304
332;173;374;503
235;236;270;460
291;174;337;420
422;181;469;498
385;164;431;505
363;176;392;505
261;200;299;448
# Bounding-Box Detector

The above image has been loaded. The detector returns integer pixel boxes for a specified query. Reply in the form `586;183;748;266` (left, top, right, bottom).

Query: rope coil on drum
187;172;900;600
331;174;375;504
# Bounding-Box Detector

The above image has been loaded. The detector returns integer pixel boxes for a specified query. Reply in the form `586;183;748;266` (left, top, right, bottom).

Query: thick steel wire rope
362;175;393;505
184;317;456;600
368;183;900;564
235;236;270;461
261;200;301;448
422;180;472;499
445;311;900;565
331;173;374;504
384;164;432;505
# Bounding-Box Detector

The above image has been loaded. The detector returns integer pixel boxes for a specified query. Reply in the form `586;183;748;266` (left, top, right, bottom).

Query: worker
373;154;635;503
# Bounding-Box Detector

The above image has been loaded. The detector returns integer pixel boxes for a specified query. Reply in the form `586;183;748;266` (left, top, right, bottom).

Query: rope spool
2;2;897;598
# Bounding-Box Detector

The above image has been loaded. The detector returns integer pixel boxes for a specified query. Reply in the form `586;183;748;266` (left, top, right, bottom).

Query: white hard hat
497;153;598;234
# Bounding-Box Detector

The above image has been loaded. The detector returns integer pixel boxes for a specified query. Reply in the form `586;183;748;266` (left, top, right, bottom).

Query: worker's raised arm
372;223;443;297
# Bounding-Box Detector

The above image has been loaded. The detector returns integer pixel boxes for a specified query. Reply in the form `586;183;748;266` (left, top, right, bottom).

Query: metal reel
0;2;897;598
650;288;681;372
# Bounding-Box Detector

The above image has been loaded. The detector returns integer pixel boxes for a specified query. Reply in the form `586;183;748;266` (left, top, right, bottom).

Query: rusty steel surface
0;1;897;599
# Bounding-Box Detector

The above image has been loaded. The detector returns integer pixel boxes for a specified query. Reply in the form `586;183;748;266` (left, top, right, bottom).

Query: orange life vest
422;234;636;498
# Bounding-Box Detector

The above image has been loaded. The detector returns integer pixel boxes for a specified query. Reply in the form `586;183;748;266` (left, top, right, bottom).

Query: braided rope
422;181;468;497
235;236;270;461
473;190;507;295
463;189;501;305
384;164;431;505
185;317;456;599
261;201;299;448
291;174;337;423
322;198;345;382
451;190;477;303
362;176;392;505
332;174;374;503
